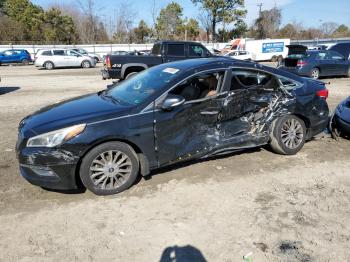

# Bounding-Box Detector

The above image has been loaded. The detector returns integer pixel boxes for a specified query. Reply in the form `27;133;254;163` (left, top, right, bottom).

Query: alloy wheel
311;68;319;79
82;61;91;68
89;150;132;190
281;118;304;149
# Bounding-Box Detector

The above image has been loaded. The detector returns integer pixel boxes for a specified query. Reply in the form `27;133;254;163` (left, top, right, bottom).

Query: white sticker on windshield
163;67;179;74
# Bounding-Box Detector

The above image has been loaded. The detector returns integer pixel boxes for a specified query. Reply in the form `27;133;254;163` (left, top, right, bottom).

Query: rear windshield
287;53;309;59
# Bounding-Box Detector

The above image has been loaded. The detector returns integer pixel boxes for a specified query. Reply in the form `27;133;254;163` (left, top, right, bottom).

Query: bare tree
198;8;212;42
320;22;339;38
112;3;137;43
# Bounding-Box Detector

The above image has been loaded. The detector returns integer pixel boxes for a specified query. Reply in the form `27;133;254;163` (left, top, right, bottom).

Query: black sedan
279;45;350;79
16;58;329;195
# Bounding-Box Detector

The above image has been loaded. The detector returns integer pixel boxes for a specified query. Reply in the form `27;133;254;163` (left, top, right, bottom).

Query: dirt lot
0;64;349;262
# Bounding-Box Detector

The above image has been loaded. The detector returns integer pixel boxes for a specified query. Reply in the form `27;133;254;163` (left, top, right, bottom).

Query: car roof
155;40;205;45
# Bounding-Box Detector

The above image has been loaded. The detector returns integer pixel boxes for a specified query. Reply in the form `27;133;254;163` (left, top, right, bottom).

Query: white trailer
245;39;290;62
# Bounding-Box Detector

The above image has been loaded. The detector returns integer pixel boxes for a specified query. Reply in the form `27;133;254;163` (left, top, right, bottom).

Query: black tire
125;71;138;80
81;60;91;68
94;57;99;64
80;142;139;195
310;67;320;79
21;59;29;65
269;115;306;155
277;55;283;63
347;67;350;78
44;61;54;70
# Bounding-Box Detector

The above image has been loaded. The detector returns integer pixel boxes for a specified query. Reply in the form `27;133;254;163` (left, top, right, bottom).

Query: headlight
27;124;86;147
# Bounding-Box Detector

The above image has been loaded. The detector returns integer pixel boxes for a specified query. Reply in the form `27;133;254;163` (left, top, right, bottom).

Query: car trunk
283;45;308;67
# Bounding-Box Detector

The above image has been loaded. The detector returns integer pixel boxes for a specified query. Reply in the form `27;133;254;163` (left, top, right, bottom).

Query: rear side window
167;44;185;57
189;44;205;57
230;69;273;90
53;50;65;56
41;51;52;56
151;44;161;56
316;52;327;60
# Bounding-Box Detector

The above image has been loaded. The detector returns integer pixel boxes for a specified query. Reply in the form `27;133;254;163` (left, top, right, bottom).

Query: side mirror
162;94;185;111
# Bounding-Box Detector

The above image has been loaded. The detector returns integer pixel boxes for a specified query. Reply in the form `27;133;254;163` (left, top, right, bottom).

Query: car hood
20;93;133;137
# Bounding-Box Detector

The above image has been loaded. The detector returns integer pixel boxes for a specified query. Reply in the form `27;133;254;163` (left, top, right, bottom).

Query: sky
32;0;350;29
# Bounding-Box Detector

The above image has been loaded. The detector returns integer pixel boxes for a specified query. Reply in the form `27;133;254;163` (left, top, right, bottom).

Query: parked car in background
220;38;290;62
329;42;350;60
102;41;212;80
34;49;96;70
0;49;32;65
224;50;252;61
332;96;350;137
71;48;102;64
279;45;350;79
17;57;329;195
207;47;221;55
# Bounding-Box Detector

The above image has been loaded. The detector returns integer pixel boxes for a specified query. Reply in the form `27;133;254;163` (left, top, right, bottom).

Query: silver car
34;49;96;70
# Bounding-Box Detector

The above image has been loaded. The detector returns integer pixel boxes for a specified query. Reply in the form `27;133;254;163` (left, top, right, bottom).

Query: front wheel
80;142;139;195
81;60;92;68
269;115;306;155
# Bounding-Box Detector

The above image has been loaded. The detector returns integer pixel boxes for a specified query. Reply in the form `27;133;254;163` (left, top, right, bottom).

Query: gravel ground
0;64;349;262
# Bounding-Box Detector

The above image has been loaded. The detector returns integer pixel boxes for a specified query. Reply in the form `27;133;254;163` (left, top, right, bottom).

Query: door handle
200;110;219;115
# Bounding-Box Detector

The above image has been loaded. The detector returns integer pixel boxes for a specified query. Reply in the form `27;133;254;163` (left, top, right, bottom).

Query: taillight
316;89;329;99
297;60;307;67
106;55;111;68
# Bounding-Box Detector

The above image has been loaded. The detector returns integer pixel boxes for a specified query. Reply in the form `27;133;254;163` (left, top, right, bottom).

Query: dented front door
154;96;222;166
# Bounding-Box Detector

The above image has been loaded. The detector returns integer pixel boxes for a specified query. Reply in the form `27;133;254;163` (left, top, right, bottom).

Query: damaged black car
16;58;329;195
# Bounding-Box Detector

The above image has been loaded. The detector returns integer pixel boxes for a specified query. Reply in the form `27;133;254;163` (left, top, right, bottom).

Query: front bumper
334;114;350;135
17;147;80;190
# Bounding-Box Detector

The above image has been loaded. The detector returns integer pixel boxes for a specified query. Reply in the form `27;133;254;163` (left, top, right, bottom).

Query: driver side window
169;71;225;101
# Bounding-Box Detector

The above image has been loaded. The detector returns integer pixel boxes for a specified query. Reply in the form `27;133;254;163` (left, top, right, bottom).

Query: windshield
107;65;181;105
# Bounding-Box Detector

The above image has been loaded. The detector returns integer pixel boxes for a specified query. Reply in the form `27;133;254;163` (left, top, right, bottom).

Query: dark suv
329;42;350;60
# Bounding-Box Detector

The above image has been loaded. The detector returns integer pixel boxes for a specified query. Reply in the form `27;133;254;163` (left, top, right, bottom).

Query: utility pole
257;3;263;15
257;3;263;39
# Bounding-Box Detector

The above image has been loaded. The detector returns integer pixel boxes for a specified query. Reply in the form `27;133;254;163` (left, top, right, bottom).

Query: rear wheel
311;68;320;79
81;60;91;68
21;59;29;65
277;55;283;63
80;142;139;195
125;71;138;80
94;57;99;64
44;61;54;70
269;115;306;155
